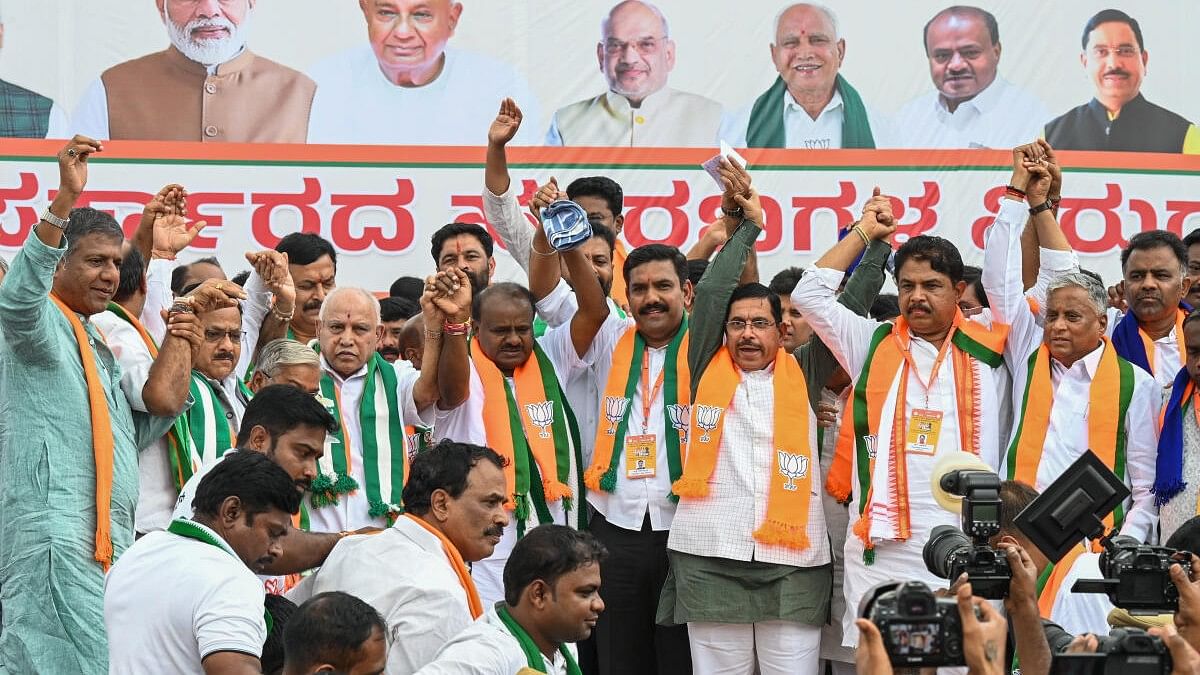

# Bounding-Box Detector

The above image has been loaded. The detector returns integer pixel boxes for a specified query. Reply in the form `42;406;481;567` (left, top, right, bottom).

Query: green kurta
0;230;173;673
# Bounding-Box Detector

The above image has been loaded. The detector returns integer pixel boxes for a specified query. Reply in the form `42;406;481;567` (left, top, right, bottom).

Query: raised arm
982;145;1044;357
526;178;568;302
483;98;536;272
411;286;446;411
132;184;186;269
432;269;472;411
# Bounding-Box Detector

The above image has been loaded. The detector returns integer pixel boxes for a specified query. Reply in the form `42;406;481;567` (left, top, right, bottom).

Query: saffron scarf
315;352;406;522
1111;305;1188;377
1154;367;1199;506
104;302;195;491
746;74;876;149
51;294;116;570
406;514;483;619
1037;543;1088;618
497;604;582;675
1007;338;1134;531
826;310;1007;562
473;343;575;533
673;347;814;549
584;318;690;495
175;372;253;489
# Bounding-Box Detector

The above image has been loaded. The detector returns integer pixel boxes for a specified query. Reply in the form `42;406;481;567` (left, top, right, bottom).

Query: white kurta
416;604;578;675
721;89;895;149
892;77;1051;149
309;356;434;533
791;267;1010;647
546;88;722;147
982;198;1159;542
433;327;582;607
295;516;476;675
307;46;541;145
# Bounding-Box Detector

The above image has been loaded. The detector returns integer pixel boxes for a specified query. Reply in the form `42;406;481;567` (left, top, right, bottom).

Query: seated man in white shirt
295;441;510;675
283;591;388;675
893;6;1050;148
418;524;606;675
105;450;301;674
307;0;540;145
546;0;722;147
993;481;1114;637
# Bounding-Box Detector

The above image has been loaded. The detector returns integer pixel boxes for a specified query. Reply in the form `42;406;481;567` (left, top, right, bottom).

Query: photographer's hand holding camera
1000;542;1054;675
958;583;1009;675
1173;555;1200;653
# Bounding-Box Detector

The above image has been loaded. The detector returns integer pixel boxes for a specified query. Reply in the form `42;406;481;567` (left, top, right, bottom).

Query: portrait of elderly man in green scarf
725;3;886;150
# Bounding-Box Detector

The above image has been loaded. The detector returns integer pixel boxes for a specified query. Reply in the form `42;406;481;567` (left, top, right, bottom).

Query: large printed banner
2;141;1199;289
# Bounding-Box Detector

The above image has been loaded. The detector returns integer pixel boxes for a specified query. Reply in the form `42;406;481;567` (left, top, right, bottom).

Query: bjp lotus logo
777;450;810;492
525;401;555;439
604;396;630;435
667;404;690;444
694;405;723;443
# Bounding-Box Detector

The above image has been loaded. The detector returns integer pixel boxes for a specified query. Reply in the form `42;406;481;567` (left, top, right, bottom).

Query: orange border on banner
3;139;1200;173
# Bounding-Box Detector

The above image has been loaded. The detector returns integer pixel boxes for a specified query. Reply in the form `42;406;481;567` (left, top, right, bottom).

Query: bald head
774;3;839;41
318;287;383;378
399;314;426;370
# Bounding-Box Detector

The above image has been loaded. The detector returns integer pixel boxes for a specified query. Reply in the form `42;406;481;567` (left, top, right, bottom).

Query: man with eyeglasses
658;177;831;674
546;0;722;147
893;6;1049;149
1045;9;1200;153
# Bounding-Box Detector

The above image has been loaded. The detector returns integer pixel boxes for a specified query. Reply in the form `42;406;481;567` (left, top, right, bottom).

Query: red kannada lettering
1166;200;1200;237
791;181;857;252
187;191;247;250
888;181;940;245
250;178;322;249
0;172;41;246
49;188;153;238
623;180;690;248
696;193;783;253
1059;184;1125;253
448;179;540;252
330;179;417;253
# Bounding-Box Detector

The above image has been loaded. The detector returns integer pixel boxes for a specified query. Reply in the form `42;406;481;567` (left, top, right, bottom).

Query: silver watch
40;209;69;230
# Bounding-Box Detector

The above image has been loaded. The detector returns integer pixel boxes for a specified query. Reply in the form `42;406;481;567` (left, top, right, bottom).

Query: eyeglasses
204;328;243;343
603;36;667;56
725;319;777;332
1090;45;1140;59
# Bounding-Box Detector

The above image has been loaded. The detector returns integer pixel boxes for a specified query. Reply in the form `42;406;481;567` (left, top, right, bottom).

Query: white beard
164;8;251;66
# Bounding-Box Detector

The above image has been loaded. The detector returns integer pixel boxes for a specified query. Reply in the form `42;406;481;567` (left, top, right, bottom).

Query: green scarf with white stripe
173;372;252;490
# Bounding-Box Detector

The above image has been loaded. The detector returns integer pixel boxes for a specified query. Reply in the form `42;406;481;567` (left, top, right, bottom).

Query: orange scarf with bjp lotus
672;346;814;549
825;309;1008;563
50;294;116;571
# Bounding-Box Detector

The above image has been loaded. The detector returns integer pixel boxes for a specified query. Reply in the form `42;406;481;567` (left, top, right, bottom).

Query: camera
922;469;1011;599
1051;628;1171;675
859;581;964;667
1071;534;1193;612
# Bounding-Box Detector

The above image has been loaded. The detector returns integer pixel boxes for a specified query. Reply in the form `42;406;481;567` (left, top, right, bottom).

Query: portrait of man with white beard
71;0;316;143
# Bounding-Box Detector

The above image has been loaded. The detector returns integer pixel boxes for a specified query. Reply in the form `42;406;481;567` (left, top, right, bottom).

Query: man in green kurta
0;137;209;673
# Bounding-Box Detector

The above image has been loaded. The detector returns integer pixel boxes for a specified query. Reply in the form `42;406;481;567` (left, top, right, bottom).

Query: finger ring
214;283;223;291
67;149;77;157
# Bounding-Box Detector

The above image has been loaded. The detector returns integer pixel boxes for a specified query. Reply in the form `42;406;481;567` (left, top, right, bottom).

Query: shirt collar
603;87;673;115
938;76;1007;115
321;355;369;384
784;89;843;120
1052;340;1106;378
392;514;449;555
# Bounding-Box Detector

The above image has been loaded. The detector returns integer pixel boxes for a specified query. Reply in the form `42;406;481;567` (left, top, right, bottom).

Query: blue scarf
1111;304;1190;375
1154;367;1194;506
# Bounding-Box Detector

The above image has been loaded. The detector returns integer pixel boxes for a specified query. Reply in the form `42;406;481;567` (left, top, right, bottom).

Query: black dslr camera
922;469;1011;599
1071;534;1193;612
1051;628;1171;675
859;581;964;667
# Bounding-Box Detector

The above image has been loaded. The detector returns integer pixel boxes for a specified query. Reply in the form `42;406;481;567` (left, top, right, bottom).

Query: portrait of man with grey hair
892;5;1050;148
546;0;722;147
0;2;69;138
71;0;315;142
722;3;890;149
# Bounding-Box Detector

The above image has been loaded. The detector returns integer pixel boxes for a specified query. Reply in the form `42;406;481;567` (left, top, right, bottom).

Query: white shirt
310;356;434;533
982;198;1159;542
791;266;1010;647
104;523;266;674
1049;551;1116;638
1104;306;1183;395
307;46;541;145
819;388;855;665
721;89;894;149
295;515;476;675
892;77;1051;149
416;604;578;675
236;268;275;380
433;329;581;607
668;361;831;568
545;88;722;147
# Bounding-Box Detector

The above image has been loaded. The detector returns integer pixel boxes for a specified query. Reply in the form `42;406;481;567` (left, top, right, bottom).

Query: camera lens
923;525;972;579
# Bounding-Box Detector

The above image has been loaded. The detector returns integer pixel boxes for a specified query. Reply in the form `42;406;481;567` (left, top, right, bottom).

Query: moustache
737;339;761;350
379;347;400;357
302;298;323;311
295;478;313;492
639;302;669;316
213;351;236;361
254;555;275;571
484;525;504;539
1103;68;1131;78
907;303;932;315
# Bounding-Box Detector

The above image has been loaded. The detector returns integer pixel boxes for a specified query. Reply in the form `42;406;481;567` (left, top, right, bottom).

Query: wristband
442;319;471;336
1004;184;1027;200
40;208;69;230
270;305;294;323
851;224;870;247
1028;200;1055;216
168;301;194;316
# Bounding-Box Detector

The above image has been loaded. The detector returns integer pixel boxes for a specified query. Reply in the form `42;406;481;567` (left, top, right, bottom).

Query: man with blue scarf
1155;311;1200;541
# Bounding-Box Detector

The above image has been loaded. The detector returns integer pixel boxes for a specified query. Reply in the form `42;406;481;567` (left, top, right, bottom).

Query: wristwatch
1028;200;1055;216
722;206;744;219
40;209;69;230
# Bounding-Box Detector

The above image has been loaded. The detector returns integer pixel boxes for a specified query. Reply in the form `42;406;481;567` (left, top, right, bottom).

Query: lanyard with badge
625;346;664;480
896;333;955;457
167;518;274;633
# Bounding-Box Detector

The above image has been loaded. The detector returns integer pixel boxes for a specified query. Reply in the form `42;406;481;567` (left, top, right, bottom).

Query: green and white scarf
496;603;582;675
167;518;274;632
173;372;253;490
315;352;407;522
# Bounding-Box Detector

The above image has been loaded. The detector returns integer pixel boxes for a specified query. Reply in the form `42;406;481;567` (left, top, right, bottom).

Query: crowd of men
2;1;1197;152
4;11;1200;673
